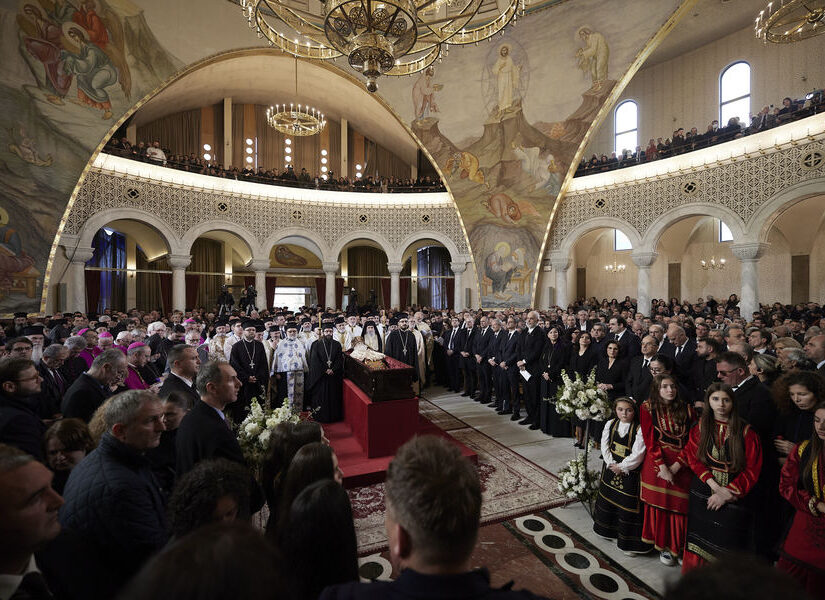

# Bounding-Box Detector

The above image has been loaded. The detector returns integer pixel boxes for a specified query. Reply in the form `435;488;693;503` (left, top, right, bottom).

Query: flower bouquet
557;451;600;504
236;398;301;468
554;369;611;422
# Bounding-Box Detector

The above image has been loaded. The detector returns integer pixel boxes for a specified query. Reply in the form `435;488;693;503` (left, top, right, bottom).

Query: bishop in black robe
383;315;419;382
307;328;344;423
228;321;269;423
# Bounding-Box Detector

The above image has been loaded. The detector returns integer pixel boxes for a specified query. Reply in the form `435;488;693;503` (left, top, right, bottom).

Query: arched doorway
400;239;452;309
570;228;637;304
339;241;389;311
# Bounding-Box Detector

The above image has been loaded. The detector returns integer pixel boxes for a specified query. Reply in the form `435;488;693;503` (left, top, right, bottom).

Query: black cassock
384;329;418;382
307;337;344;423
229;339;269;423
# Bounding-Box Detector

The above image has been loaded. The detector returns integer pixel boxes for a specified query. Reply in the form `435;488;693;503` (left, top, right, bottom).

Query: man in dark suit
444;317;462;392
608;316;640;359
0;358;47;461
36;344;69;420
589;323;608;358
157;344;201;406
625;335;657;402
61;349;126;423
575;310;593;332
458;317;477;398
175;360;263;512
517;311;545;430
486;319;505;409
803;334;825;376
692;337;722;406
660;325;697;391
472;316;494;404
498;316;521;418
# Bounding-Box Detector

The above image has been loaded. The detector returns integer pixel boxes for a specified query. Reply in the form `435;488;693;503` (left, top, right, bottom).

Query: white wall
586;25;825;156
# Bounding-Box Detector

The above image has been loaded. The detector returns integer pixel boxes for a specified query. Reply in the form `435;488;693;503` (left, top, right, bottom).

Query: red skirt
681;550;704;573
778;557;825;600
641;504;686;557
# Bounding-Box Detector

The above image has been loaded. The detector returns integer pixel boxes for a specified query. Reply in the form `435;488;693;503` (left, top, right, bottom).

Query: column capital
167;254;192;270
548;251;571;272
322;261;339;274
248;259;270;272
67;247;96;264
387;262;404;274
449;261;467;274
631;251;658;268
730;242;769;262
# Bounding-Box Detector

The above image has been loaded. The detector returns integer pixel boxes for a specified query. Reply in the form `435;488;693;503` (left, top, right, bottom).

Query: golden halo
0;207;9;226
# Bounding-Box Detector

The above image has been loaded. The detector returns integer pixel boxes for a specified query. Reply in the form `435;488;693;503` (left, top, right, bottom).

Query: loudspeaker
465;288;472;310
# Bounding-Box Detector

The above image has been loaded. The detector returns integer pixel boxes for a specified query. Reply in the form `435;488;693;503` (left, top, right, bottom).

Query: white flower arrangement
556;452;600;502
236;398;301;466
554;368;611;422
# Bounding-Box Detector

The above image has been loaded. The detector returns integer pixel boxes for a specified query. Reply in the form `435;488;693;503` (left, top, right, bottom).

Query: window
719;220;733;242
614;229;632;251
614;100;638;156
720;62;750;127
272;287;310;312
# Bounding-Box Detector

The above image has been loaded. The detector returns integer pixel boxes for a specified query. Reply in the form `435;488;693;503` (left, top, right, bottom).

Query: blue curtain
417;246;450;309
90;229;126;312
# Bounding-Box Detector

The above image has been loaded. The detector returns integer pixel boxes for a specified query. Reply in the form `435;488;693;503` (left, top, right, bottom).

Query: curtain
244;276;254;290
136;109;201;157
380;278;390;308
365;140;410;181
399;278;410;309
445;277;455;309
190;238;221;309
88;229;125;312
347;247;388;305
417;248;431;308
254;104;286;172
315;277;326;309
212;103;224;166
185;274;200;310
136;251;166;312
335;277;344;309
85;270;101;315
265;276;277;311
159;273;172;315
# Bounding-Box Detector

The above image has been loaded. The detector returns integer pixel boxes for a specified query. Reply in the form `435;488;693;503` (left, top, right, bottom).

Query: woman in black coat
592;340;629;446
568;331;598;447
539;326;570;437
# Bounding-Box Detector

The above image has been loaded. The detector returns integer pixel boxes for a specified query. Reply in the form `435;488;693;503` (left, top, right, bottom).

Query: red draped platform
325;379;477;488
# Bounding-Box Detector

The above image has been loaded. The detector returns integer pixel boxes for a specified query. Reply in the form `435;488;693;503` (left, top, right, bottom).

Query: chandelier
755;0;825;43
266;59;327;136
604;262;626;274
239;0;523;92
699;256;726;271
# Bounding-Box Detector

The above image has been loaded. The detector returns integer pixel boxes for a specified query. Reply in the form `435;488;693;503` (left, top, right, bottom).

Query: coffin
344;353;415;402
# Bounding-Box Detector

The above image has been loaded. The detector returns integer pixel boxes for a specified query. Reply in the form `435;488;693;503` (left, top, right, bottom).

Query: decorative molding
322;261;340;273
730;242;770;262
167;254;192;270
387;262;404;274
631;251;658;268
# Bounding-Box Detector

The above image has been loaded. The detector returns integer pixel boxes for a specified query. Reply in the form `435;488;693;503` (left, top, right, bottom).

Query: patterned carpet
348;399;568;554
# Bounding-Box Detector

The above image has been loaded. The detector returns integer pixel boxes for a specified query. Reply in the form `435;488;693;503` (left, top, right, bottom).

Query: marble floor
421;385;683;596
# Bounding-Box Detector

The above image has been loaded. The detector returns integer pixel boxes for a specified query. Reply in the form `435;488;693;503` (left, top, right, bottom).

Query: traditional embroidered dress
124;365;150;390
679;421;762;572
639;402;696;556
272;338;308;409
593;418;652;553
777;441;825;599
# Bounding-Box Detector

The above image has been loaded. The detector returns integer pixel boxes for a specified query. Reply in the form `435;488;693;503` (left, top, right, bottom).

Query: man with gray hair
61;349;127;423
36;343;69;419
61;335;88;386
60;390;168;597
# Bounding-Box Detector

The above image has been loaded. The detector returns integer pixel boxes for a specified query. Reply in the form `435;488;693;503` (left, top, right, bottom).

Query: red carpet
323;414;477;489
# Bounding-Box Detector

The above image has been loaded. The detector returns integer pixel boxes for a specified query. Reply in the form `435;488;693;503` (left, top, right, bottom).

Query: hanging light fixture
604;261;626;274
755;0;825;43
266;58;326;136
240;0;523;92
699;256;726;271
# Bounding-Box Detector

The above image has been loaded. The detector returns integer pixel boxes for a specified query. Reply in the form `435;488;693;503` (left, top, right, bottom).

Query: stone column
731;242;769;320
65;246;95;314
387;262;403;309
322;261;338;309
450;261;467;310
631;251;658;317
549;253;571;309
167;254;191;312
250;259;269;311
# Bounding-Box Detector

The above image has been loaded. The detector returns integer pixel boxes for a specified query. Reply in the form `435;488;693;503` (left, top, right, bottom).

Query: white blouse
600;418;647;473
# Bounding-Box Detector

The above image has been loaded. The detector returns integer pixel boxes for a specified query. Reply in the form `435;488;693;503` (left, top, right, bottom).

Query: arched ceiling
107;220;169;261
131;53;418;164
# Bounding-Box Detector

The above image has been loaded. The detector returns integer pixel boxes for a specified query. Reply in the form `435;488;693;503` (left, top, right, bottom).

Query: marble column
167;254;191;312
249;259;269;311
65;246;95;314
731;242;769;320
322;261;338;309
631;251;658;317
387;262;403;309
549;253;571;309
450;261;467;310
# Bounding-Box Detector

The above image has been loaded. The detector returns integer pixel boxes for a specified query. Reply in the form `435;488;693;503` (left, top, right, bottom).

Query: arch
391;229;460;264
329;230;395;264
719;60;751;126
748;176;825;243
640;203;746;253
76;207;178;255
261;227;330;264
179;220;261;262
557;217;642;258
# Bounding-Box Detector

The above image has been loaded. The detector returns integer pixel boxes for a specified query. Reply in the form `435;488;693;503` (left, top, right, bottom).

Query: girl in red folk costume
778;401;825;599
677;384;762;572
639;374;696;566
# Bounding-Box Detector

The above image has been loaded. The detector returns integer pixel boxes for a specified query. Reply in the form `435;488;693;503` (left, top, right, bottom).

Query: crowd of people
103;137;446;193
0;292;824;599
575;90;825;176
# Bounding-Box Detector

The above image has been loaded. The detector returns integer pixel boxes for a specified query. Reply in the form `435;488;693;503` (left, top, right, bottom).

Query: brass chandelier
755;0;825;43
240;0;523;92
266;58;327;136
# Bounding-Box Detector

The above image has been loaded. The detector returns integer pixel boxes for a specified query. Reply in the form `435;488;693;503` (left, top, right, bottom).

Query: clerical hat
334;316;346;325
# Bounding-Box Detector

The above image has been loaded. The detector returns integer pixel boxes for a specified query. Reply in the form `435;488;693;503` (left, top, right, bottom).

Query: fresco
377;0;682;307
269;244;321;270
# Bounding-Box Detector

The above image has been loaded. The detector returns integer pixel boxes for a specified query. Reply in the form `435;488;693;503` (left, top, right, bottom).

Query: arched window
720;62;750;127
614;100;638;156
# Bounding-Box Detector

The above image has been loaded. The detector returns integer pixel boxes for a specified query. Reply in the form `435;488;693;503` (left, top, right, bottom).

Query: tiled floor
422;386;683;596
